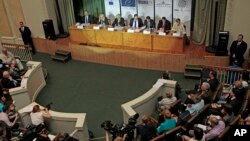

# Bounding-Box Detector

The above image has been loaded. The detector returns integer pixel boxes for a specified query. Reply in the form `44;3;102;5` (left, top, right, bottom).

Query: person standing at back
19;21;36;54
229;34;247;67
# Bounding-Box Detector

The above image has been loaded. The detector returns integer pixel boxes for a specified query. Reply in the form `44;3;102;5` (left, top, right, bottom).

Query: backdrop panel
121;0;137;22
105;0;121;21
155;0;173;25
137;0;154;20
173;0;192;36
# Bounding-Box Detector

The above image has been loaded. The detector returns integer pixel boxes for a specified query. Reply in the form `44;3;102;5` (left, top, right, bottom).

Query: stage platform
33;37;229;72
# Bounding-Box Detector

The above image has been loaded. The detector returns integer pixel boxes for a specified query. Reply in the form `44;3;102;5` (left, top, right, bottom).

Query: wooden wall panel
0;0;12;37
33;38;230;72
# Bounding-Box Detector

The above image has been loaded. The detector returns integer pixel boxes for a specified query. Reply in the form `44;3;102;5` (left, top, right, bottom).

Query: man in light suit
229;34;248;67
81;10;94;24
129;14;143;29
19;21;35;54
144;16;155;29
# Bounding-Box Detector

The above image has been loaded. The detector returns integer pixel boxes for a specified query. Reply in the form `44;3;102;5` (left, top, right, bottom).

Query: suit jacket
19;26;31;43
230;40;247;63
1;78;17;89
98;17;109;25
112;17;125;27
129;18;143;28
144;19;155;29
157;20;171;32
81;15;94;24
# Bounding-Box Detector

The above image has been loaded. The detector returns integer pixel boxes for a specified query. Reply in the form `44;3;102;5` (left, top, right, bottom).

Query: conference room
0;0;250;141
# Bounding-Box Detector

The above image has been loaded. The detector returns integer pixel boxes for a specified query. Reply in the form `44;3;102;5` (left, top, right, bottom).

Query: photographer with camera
101;113;139;141
30;105;51;126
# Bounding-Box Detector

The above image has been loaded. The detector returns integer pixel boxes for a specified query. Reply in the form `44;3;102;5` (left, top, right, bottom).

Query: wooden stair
184;65;202;79
51;50;71;63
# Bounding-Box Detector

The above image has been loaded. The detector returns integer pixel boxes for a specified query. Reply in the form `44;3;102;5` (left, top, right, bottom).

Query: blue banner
121;0;136;7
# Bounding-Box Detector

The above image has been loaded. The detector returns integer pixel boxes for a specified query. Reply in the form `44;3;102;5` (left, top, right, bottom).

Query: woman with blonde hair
98;13;109;25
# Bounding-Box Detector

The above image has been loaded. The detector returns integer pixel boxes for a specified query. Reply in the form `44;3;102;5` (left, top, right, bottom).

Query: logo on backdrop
178;0;188;8
108;0;114;5
121;0;136;7
138;0;152;4
155;0;171;7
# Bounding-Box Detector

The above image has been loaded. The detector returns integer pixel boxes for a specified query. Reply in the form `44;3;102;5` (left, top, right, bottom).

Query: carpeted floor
32;53;199;139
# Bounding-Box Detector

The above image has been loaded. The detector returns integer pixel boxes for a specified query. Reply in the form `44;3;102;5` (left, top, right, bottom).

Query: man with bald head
1;71;19;88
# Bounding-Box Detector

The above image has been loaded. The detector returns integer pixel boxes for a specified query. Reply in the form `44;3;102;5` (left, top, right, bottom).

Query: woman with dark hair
183;127;205;141
30;105;51;126
136;115;157;141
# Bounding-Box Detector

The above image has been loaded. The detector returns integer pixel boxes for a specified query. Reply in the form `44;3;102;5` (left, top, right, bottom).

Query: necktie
85;16;88;23
135;20;137;28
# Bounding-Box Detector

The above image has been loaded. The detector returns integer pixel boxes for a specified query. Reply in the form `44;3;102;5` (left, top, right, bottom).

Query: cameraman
30;105;51;126
105;130;127;141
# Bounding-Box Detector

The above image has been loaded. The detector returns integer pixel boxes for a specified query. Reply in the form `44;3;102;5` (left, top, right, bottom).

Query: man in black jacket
19;21;35;54
229;34;248;67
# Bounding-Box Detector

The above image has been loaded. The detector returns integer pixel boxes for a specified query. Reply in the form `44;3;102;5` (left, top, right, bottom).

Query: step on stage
34;37;229;72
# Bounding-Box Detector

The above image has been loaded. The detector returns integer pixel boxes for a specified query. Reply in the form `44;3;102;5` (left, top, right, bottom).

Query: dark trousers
24;37;36;54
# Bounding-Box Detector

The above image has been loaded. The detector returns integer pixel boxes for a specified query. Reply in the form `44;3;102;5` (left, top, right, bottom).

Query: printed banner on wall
105;0;121;21
137;0;154;20
173;0;192;36
121;0;137;21
155;0;172;24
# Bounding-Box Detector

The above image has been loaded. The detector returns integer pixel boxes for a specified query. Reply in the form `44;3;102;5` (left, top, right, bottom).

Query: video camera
101;113;139;141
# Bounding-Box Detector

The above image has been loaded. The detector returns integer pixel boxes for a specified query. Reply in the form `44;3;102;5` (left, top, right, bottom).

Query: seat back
151;126;186;141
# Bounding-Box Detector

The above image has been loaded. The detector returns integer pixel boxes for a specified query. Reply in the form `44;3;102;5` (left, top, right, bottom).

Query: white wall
224;0;250;58
20;0;49;38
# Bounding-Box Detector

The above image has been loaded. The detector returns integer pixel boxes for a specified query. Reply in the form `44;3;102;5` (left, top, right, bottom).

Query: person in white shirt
158;92;177;111
171;18;186;34
30;105;51;126
0;48;24;70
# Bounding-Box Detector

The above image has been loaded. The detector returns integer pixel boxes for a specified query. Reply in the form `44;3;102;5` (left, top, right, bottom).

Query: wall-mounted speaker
42;19;56;40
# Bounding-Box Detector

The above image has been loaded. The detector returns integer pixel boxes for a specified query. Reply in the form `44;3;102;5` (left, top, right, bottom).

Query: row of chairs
151;83;249;141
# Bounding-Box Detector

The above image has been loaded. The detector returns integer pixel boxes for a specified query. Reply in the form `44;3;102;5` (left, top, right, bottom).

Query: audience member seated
240;71;249;89
98;13;109;25
196;116;225;140
182;127;205;141
112;14;125;27
157;17;171;33
5;103;18;123
129;14;143;29
144;16;155;29
0;126;8;141
156;109;176;134
135;115;157;141
209;88;242;116
233;80;246;101
0;48;24;71
177;97;205;126
186;82;213;104
9;64;21;82
157;92;177;112
171;18;185;34
30;105;51;126
1;71;20;89
0;107;18;129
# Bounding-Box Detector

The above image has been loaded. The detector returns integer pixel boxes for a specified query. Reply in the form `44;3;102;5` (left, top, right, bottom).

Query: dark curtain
73;0;84;22
82;0;105;21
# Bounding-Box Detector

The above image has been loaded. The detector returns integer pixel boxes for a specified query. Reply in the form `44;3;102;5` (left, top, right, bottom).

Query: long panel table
69;25;185;53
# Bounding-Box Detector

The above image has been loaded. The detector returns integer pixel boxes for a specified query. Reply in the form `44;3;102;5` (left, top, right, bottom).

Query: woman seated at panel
98;14;109;25
112;14;125;27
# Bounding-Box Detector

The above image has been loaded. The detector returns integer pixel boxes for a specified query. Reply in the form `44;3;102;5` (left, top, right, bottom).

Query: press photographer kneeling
101;113;139;141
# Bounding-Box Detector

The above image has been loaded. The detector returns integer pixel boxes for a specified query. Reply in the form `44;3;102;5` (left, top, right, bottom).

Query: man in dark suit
81;10;94;24
129;14;143;28
19;21;35;54
144;16;155;29
229;34;248;67
157;17;171;33
112;14;125;27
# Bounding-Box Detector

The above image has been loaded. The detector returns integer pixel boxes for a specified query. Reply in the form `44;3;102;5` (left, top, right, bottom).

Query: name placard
143;30;151;34
108;28;115;31
173;32;181;37
127;29;135;33
93;26;100;30
77;26;83;29
159;32;166;36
